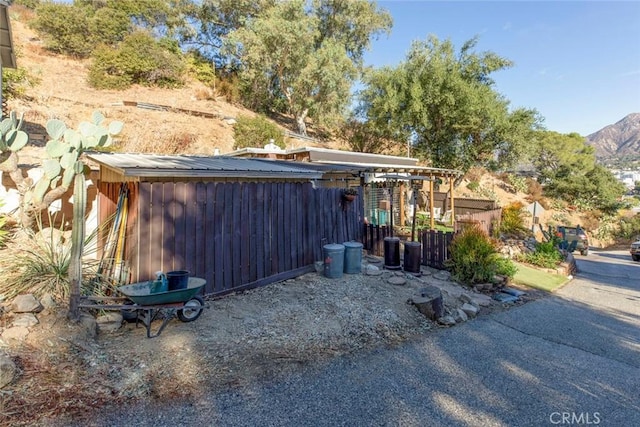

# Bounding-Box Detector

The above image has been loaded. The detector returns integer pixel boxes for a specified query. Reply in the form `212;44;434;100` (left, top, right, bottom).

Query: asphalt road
78;249;640;427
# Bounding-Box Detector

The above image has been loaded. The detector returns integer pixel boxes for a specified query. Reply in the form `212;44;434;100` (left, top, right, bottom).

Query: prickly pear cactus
64;111;123;320
0;111;28;153
27;111;123;205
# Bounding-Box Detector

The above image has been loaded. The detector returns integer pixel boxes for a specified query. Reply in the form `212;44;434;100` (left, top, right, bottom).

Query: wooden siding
455;208;502;236
99;181;362;296
433;192;498;216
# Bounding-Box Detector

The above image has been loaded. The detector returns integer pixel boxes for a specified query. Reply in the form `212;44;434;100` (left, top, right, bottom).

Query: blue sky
364;1;640;136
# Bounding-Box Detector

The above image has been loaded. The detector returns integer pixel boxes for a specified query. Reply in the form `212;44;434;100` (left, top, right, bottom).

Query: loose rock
12;313;39;328
461;303;479;318
2;326;30;341
11;294;43;313
454;308;469;323
388;276;407;286
437;315;456;326
96;313;123;333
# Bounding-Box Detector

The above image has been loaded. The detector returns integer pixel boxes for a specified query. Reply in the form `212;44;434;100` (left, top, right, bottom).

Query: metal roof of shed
86;153;324;179
226;146;461;177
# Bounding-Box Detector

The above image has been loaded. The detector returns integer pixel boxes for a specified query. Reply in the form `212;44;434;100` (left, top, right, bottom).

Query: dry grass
0;344;118;427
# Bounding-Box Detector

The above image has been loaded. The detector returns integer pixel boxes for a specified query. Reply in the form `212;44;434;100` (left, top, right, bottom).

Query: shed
87;153;365;296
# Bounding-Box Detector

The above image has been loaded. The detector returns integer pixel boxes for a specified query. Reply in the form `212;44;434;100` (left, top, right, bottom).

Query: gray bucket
343;241;363;274
167;270;190;290
323;243;345;279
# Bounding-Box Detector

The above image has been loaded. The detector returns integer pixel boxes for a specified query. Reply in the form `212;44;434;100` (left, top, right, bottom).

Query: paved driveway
85;249;640;427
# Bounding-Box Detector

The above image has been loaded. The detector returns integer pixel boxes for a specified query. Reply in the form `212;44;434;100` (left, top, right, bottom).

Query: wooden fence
420;230;454;269
455;208;502;236
99;181;362;296
362;224;391;255
363;224;454;269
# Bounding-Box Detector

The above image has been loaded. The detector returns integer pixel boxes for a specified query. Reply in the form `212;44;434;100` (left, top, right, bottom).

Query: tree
357;35;540;174
530;131;626;211
31;0;183;58
337;118;401;154
177;0;276;66
224;0;391;135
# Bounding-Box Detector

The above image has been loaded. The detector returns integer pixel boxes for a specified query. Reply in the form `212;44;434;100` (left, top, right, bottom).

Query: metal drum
343;241;363;274
323;243;345;278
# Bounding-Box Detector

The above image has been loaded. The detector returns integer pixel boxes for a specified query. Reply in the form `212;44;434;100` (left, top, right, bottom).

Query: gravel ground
3;258;538;426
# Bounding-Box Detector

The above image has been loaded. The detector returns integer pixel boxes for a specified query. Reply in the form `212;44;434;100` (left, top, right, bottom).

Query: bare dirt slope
6;12;263;161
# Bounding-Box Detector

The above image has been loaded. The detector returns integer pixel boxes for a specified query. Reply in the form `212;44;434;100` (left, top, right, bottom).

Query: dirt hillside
5;10;288;162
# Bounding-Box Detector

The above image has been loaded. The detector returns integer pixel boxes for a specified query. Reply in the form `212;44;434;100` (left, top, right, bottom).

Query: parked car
558;226;590;256
631;239;640;262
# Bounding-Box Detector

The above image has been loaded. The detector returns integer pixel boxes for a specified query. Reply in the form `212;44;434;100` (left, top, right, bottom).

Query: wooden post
399;182;405;227
449;176;455;226
429;179;435;230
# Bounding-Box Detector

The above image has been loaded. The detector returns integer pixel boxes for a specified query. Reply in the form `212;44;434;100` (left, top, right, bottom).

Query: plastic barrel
323;243;345;279
384;237;401;270
403;241;422;274
343;241;363;274
167;270;190;290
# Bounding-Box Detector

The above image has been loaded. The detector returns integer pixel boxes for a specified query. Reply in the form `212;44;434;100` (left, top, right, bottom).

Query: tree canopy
529;131;626;212
224;0;391;135
357;35;540;173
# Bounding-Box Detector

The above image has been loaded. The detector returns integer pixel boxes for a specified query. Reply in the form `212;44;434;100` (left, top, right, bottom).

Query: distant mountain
585;113;640;161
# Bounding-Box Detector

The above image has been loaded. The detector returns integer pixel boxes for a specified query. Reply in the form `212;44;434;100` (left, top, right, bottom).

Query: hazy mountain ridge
586;113;640;161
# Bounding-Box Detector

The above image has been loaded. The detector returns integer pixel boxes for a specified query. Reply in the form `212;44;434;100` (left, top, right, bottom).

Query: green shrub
500;201;528;236
32;2;95;57
516;239;563;269
2;67;41;100
88;32;185;90
186;51;216;86
0;214;103;301
495;256;518;279
506;174;528;194
616;213;640;239
467;181;479;191
14;0;41;9
446;225;502;285
233;115;284;150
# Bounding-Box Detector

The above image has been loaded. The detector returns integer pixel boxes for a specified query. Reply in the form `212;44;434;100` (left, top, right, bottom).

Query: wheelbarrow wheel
177;295;204;322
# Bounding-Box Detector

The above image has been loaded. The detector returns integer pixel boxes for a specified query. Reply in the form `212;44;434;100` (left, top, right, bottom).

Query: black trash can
384;237;401;270
167;270;190;290
403;241;422;275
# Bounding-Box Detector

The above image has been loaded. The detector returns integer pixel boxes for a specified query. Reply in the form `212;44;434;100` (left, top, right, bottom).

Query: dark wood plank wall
420;230;454;269
99;181;363;296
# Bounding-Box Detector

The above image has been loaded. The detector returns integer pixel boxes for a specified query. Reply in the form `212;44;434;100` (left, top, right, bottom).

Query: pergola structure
226;146;462;229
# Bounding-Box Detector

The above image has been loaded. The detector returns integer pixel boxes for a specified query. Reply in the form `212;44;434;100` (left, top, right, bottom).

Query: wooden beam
399;182;405;227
